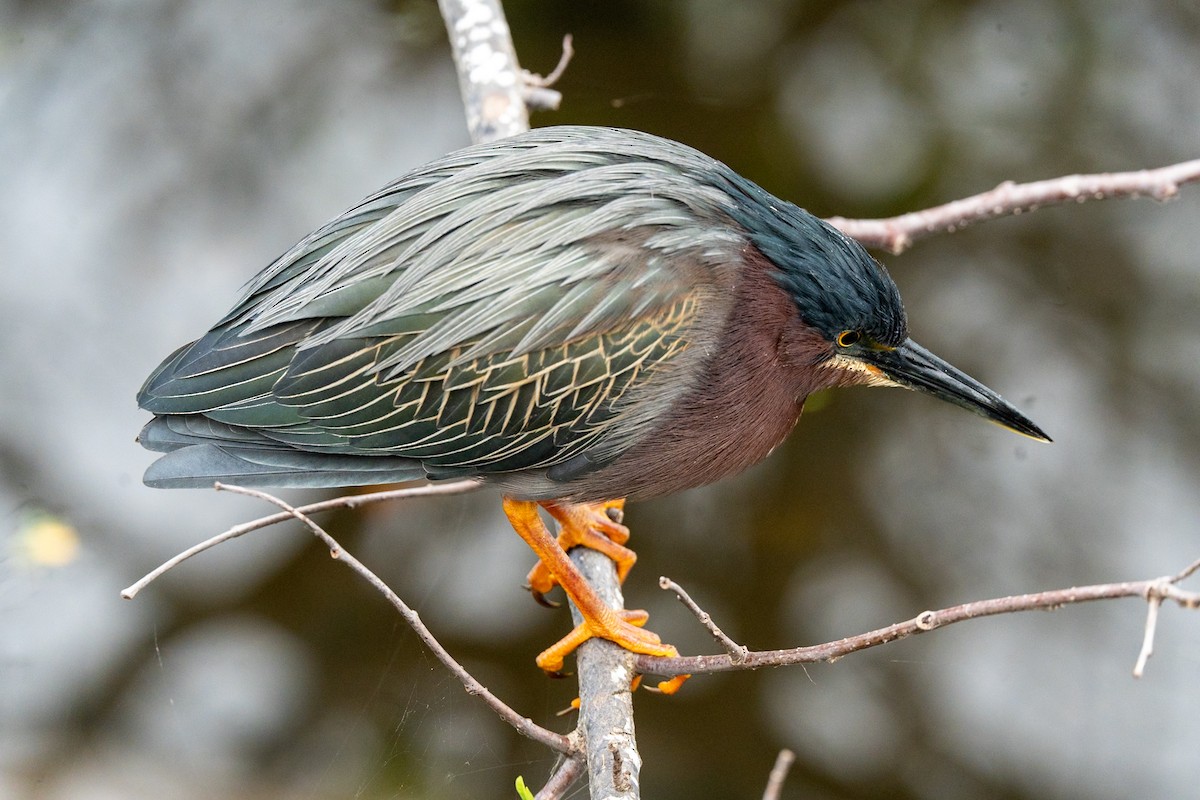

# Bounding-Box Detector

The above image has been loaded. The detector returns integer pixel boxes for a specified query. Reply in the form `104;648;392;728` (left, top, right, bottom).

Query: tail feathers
138;415;291;453
142;443;432;489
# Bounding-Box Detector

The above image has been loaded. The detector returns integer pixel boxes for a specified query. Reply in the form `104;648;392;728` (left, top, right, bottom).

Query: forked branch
122;478;1200;798
635;560;1200;679
123;482;572;757
220;484;574;755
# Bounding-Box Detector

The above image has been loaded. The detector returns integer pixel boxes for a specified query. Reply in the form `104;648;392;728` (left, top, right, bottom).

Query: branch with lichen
437;0;569;143
435;3;631;797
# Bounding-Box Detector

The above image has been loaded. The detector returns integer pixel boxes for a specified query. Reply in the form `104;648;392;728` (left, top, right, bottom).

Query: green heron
138;126;1048;678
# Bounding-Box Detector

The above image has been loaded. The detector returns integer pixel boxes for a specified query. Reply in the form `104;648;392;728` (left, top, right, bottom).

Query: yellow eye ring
836;330;861;348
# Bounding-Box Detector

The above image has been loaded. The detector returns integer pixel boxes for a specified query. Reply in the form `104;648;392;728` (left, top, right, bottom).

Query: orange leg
502;496;678;675
525;498;636;603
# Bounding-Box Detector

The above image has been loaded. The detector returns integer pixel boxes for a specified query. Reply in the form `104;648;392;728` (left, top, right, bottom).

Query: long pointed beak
859;339;1051;442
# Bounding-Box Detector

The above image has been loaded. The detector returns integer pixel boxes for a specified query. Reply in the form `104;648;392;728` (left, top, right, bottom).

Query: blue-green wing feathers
138;127;746;489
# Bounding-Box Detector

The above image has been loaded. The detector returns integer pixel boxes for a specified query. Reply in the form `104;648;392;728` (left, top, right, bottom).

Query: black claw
526;584;562;608
605;506;624;524
546;669;574;680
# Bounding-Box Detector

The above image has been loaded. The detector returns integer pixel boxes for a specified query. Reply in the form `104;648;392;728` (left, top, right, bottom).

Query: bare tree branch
523;34;573;111
1133;590;1165;680
660;576;747;663
437;4;635;796
210;484;575;755
761;749;796;800
635;565;1200;679
1172;555;1200;583
570;546;643;800
1134;558;1200;677
829;158;1200;254
439;0;533;142
534;755;587;800
120;479;480;599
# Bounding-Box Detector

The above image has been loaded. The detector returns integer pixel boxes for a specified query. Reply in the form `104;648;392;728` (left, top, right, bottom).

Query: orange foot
502;497;679;678
637;673;690;696
540;609;691;695
525;498;636;605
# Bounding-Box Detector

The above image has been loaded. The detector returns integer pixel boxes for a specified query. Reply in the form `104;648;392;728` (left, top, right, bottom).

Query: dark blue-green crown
719;172;908;348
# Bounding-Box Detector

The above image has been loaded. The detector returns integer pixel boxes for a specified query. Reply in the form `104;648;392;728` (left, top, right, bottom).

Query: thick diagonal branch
215;484;573;754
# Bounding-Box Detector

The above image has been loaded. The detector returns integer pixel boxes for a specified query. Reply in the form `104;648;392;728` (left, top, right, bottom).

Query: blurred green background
3;1;1199;798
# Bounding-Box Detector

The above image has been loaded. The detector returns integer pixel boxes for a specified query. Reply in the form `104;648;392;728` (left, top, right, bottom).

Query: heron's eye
836;330;861;348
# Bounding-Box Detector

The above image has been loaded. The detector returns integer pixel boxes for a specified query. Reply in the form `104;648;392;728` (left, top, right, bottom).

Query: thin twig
535;755;587;800
213;484;573;755
761;749;796;800
1173;555;1200;583
520;33;571;110
1134;578;1200;677
829;158;1200;254
523;34;573;111
120;480;480;599
1133;591;1163;679
526;34;574;88
659;576;748;663
636;566;1200;678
